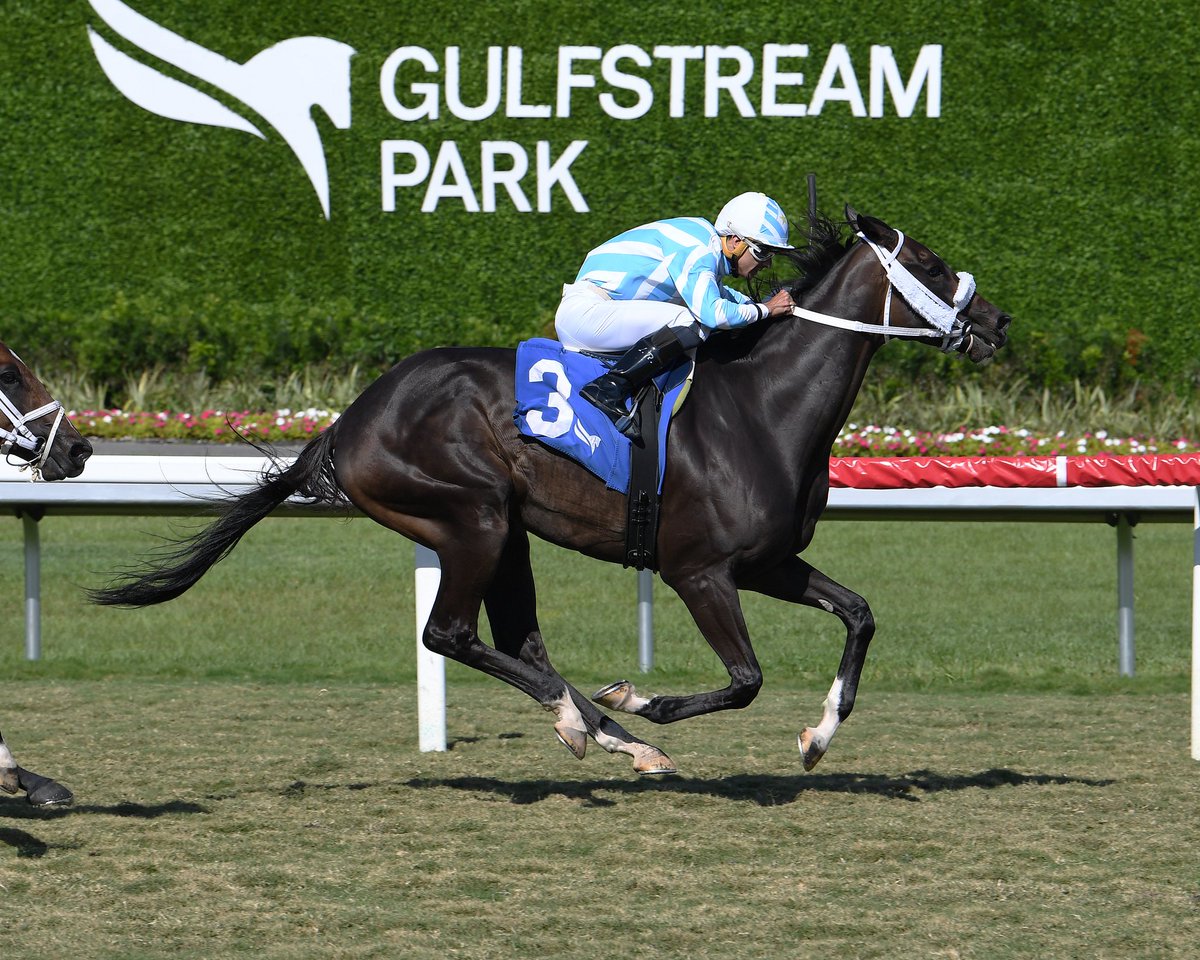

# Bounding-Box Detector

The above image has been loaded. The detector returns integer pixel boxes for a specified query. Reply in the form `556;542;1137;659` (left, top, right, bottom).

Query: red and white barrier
829;453;1200;489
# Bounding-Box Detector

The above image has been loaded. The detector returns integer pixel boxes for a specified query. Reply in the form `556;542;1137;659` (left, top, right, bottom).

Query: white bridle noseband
790;229;976;352
0;379;65;481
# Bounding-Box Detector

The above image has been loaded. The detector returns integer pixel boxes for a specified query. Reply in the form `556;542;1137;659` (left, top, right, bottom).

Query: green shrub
2;1;1194;398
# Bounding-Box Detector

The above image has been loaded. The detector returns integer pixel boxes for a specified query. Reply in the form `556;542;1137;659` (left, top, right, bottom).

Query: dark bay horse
1;340;93;806
92;207;1010;775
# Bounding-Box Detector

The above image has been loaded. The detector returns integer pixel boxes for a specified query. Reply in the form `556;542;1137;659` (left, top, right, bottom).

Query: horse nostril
997;313;1012;333
71;441;93;463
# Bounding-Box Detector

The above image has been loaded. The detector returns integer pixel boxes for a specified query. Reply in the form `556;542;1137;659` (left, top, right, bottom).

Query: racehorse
91;207;1011;776
0;340;93;806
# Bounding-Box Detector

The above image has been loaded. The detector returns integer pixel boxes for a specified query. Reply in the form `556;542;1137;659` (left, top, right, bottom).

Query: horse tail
89;425;346;607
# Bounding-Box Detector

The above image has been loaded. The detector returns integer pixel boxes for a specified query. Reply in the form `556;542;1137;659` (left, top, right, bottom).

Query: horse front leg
0;730;73;805
740;556;875;770
0;731;17;794
594;567;764;723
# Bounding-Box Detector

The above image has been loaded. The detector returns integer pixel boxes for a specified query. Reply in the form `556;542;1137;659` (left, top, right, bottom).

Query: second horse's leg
0;730;73;806
0;731;17;794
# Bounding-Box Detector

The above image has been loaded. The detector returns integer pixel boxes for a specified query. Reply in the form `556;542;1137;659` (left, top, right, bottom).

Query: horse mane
755;212;852;299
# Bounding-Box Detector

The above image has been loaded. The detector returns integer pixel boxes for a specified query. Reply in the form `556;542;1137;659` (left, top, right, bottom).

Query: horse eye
0;369;19;386
927;264;944;279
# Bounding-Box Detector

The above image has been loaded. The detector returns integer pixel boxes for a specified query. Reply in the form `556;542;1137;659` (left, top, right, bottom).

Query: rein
0;386;65;481
790;230;976;353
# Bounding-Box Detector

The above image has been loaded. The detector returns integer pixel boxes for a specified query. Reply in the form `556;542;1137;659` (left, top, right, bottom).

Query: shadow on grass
0;826;58;857
0;799;208;858
0;798;209;822
392;768;1116;807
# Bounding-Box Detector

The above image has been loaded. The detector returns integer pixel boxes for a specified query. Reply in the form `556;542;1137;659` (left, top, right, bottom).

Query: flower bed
68;409;1197;456
68;409;337;443
834;424;1197;457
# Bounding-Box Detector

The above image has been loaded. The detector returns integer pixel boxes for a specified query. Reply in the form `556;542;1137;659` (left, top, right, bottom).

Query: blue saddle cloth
513;338;690;494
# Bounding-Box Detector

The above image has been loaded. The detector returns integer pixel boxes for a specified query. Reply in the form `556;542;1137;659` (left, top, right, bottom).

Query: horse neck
746;244;888;444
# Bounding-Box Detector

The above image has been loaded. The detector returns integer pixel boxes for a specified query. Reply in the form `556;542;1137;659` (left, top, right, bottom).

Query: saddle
512;338;692;570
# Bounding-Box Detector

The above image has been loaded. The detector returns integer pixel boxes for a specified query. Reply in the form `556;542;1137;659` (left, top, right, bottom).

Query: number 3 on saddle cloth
513;337;692;568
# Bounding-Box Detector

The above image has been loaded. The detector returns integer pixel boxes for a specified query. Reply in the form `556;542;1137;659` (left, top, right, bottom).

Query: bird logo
85;0;355;219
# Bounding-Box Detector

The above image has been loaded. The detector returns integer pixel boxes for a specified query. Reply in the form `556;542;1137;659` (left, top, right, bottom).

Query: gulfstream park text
379;43;942;213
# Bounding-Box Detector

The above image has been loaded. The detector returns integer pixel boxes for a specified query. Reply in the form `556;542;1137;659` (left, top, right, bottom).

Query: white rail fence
3;455;1198;760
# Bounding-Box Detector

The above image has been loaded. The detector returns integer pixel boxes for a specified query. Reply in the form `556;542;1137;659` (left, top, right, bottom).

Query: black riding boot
579;326;687;441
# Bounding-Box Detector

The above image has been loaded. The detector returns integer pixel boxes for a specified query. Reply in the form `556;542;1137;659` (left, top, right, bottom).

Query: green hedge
2;1;1195;396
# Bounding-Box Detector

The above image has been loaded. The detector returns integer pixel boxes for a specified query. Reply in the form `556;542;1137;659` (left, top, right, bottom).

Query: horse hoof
17;767;74;808
798;729;825;772
593;679;642;712
554;722;587;761
633;747;677;777
592;680;632;709
1;767;18;794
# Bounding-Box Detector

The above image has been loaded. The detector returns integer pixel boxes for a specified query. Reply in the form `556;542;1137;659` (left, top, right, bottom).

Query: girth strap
624;384;662;571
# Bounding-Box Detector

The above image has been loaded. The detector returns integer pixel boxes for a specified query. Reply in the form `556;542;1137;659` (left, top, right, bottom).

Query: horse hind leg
514;637;677;776
484;530;676;776
408;520;628;767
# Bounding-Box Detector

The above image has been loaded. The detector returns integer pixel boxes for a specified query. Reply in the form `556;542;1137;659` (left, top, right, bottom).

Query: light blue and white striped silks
574;217;765;331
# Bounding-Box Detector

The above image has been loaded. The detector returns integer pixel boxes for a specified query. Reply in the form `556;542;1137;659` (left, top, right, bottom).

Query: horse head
846;205;1011;364
0;342;92;481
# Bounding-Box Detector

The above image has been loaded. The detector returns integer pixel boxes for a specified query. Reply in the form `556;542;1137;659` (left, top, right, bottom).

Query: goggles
744;238;773;263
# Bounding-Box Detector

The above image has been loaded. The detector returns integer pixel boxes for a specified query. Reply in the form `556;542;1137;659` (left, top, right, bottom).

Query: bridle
0;377;65;482
790;230;978;354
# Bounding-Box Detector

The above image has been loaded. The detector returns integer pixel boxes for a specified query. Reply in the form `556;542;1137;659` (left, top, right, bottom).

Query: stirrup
614;410;638;438
580;380;637;437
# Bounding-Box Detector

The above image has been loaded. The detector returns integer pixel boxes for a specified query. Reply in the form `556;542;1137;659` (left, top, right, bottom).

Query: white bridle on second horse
0;357;67;480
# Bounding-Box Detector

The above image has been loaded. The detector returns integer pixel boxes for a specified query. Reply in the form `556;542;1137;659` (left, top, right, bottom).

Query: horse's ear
848;208;899;248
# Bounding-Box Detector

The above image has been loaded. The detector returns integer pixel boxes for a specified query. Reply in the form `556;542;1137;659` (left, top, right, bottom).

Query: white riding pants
554;282;708;352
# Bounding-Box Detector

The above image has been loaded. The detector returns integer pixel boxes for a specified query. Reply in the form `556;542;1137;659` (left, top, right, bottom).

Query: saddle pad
513;337;690;494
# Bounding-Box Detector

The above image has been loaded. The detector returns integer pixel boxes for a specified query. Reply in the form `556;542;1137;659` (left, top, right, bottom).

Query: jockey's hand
763;289;796;318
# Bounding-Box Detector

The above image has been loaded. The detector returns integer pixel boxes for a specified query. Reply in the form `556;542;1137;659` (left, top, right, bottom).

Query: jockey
555;191;798;440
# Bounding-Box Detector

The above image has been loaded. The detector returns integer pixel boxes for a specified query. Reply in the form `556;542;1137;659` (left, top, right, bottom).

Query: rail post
414;544;447;752
22;510;43;661
638;569;654;672
1115;512;1136;677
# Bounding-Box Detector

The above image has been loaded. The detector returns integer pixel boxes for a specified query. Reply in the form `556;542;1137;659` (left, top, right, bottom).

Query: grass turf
1;515;1196;957
0;683;1196;959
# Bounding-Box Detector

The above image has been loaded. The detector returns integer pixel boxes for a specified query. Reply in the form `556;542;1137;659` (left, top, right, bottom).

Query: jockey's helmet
715;193;795;258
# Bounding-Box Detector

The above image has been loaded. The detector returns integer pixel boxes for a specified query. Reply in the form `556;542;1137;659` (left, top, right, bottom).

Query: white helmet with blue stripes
715;192;794;251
